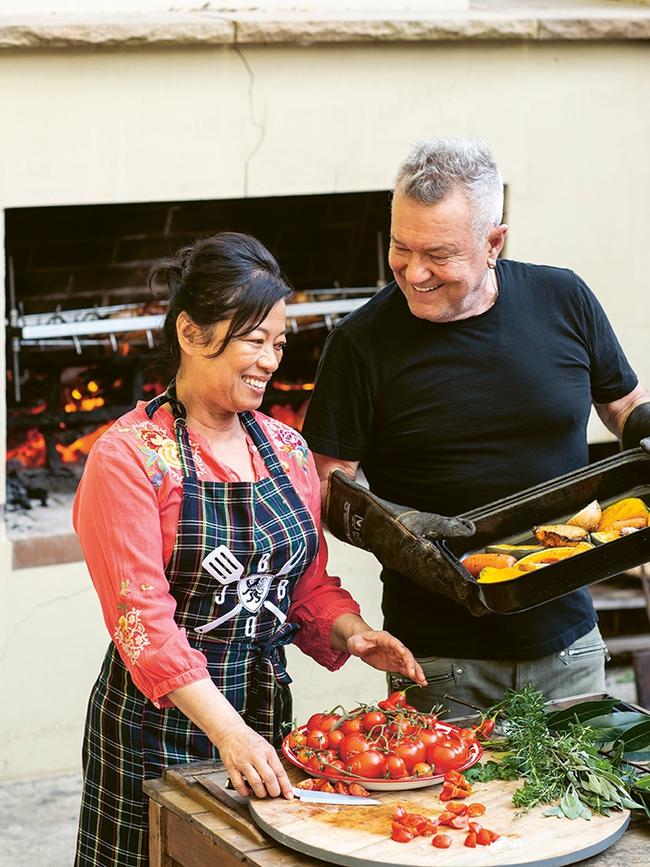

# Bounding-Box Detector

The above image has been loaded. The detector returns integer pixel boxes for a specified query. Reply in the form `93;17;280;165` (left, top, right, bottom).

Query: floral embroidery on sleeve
263;418;309;472
114;577;150;664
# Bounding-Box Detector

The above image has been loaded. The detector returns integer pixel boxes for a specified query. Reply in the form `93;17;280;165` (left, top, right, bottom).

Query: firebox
5;190;390;535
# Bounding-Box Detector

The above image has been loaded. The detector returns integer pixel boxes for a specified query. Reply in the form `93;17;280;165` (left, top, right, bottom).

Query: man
302;137;650;716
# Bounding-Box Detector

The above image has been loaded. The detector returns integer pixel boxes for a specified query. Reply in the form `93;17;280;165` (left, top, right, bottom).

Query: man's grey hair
394;138;504;238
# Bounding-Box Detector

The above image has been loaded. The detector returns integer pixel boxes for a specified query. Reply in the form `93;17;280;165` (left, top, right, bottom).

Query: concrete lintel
1;7;650;50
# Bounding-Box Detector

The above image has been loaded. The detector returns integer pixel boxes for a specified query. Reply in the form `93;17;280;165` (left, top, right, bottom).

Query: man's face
389;188;504;323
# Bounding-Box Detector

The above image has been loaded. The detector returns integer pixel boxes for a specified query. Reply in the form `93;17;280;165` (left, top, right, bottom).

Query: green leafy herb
471;685;644;821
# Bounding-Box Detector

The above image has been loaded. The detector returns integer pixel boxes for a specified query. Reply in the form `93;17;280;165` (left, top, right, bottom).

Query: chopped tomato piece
449;815;469;830
348;783;370;798
489;830;500;842
295;778;314;790
464;831;477;848
467;802;486;817
437;812;455;826
446;802;468;815
432;834;452;849
477;828;493;846
334;781;348;795
391;826;414;843
468;821;482;834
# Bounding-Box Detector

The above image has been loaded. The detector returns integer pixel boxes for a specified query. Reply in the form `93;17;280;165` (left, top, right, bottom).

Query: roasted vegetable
485;544;544;559
533;524;589;547
462;553;517;577
516;543;593;572
590;530;621;545
477;566;524;584
597;497;649;532
567;500;602;532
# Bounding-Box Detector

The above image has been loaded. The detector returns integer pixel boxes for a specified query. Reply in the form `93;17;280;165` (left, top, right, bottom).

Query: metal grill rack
7;289;378;403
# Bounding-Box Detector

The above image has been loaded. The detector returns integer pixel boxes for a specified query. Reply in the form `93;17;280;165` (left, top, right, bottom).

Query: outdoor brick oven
4;191;390;555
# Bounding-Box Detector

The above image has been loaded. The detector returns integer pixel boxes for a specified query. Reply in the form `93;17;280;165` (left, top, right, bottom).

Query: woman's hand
214;722;294;800
330;613;427;687
167;679;293;800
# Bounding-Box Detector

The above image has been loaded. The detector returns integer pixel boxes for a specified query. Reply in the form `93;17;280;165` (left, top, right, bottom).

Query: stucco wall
1;34;649;781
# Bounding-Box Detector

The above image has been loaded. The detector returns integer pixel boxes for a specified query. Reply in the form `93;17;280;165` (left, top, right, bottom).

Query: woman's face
178;300;287;415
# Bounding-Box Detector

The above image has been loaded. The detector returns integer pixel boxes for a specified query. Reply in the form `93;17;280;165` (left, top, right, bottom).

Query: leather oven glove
621;402;650;454
326;470;488;616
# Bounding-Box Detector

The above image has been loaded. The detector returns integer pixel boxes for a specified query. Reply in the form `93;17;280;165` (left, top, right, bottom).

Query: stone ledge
1;7;650;50
11;532;82;570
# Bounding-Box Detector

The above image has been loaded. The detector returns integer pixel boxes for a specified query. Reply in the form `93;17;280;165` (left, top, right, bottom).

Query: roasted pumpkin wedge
533;524;589;547
597;497;649;532
477;566;525;584
567;500;602;532
485;544;545;559
516;542;594;572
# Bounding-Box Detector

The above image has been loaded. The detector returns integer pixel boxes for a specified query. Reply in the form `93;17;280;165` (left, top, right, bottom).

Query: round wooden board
249;766;630;867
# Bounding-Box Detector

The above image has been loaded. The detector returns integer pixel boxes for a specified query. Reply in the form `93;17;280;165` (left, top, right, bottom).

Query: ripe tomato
327;728;345;752
385;755;409;779
387;714;416;737
391;826;414;843
412;762;433;777
339;732;371;762
418;728;444;748
432;834;452;849
348;783;370;797
392;738;426;772
322;758;346;778
361;710;387;732
306;713;325;731
294;747;313;766
347;749;387;779
286;730;307;750
319;714;341;733
306;729;329;750
340;716;364;735
426;739;469;772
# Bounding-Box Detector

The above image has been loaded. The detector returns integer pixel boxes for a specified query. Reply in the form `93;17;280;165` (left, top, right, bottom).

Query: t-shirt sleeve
574;275;638;403
73;435;210;707
286;449;361;671
302;325;375;461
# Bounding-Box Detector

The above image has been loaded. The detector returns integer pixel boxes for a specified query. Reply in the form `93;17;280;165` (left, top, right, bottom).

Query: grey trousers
388;625;609;720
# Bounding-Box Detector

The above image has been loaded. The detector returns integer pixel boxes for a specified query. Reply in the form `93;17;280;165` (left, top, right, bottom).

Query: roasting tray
437;441;650;615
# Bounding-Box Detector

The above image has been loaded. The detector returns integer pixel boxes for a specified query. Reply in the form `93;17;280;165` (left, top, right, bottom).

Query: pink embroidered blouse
73;401;361;707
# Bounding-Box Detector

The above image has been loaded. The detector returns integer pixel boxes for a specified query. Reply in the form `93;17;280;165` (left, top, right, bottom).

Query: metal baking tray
438;443;650;615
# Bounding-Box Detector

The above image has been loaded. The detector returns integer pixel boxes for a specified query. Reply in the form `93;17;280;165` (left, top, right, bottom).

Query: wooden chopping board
249;765;629;867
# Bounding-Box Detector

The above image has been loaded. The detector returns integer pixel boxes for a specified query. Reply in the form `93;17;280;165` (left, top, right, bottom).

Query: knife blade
291;786;380;805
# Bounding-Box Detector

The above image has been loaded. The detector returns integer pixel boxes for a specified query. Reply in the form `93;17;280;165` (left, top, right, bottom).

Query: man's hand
325;469;488;614
214;722;294;800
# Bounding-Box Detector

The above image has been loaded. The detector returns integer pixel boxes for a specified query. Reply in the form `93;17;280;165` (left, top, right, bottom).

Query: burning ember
7;422;114;468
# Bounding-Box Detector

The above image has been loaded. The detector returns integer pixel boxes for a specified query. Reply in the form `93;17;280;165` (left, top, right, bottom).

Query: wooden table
144;766;650;867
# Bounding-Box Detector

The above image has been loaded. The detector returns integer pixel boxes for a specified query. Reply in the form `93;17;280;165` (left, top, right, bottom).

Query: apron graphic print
196;543;306;636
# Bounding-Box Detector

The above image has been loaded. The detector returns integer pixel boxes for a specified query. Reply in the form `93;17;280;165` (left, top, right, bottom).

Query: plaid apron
75;385;318;866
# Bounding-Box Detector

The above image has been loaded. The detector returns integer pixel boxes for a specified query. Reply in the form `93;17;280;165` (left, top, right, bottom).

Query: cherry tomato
327;728;345;752
294;747;313;766
385;755;409;779
306;729;329;751
418;728;444;748
323;759;346;778
427;739;469;773
347;749;386;779
457;727;478;745
467;803;486;817
319;714;341;733
340;716;364;735
306;713;325;731
388;715;416;737
286;730;307;750
393;738;426;772
361;710;387;732
339;733;371;761
412;762;433;777
432;834;452;849
419;714;438;728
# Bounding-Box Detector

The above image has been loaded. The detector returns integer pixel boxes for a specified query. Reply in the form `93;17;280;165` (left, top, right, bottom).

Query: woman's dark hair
149;232;293;375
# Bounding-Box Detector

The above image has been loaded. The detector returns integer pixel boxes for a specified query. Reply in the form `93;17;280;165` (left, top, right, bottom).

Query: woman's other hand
330;613;427;686
167;679;293;800
215;723;294;800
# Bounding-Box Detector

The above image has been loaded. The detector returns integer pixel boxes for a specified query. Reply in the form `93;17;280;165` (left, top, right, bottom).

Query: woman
74;232;425;866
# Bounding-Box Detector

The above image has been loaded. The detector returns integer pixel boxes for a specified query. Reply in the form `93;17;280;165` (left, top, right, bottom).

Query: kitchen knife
291;786;380;805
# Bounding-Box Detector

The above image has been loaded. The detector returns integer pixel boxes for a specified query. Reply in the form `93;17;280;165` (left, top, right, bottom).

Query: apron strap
245;621;300;743
240;412;288;480
145;380;199;480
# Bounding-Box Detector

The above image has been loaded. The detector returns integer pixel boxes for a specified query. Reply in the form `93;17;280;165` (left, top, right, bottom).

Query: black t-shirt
302;260;638;659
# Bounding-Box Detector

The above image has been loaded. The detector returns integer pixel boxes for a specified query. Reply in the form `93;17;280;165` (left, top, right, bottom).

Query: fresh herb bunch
464;685;642;820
